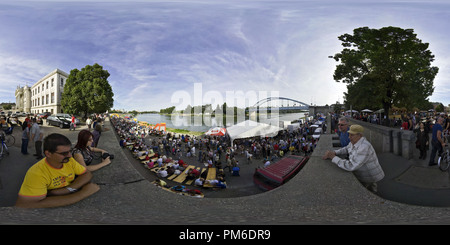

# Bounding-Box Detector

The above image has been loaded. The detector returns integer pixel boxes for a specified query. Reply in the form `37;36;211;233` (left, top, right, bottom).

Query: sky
0;0;449;112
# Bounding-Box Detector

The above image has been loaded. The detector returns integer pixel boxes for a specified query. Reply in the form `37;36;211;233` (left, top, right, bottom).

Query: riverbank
116;113;207;136
165;127;204;136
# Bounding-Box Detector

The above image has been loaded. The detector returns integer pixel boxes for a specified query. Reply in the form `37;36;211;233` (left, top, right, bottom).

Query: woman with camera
73;129;112;172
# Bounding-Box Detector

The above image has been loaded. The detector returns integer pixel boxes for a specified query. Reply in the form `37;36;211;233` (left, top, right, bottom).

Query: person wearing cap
322;124;385;192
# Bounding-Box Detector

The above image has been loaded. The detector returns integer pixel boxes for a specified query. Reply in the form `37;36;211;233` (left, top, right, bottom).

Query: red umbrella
205;127;226;136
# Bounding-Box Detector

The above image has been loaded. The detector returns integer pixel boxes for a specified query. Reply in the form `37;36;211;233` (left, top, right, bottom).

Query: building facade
15;85;32;113
15;69;69;114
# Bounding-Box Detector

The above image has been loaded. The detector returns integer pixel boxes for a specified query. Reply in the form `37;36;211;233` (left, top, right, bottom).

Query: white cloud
1;0;449;112
0;50;54;103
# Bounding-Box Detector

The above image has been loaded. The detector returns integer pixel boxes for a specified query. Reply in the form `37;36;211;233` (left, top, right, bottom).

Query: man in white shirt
30;118;44;159
194;178;204;186
157;157;163;167
191;146;196;157
157;169;168;178
322;125;385;193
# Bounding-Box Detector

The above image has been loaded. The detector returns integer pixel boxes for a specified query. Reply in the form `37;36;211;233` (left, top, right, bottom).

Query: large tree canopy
332;26;438;118
61;63;114;118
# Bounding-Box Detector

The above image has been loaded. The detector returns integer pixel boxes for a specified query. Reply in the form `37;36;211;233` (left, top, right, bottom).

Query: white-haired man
323;125;385;192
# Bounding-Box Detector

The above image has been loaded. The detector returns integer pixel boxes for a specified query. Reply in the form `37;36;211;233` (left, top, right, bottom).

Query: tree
344;73;382;111
3;104;12;110
332;26;438;120
160;106;176;114
61;63;114;118
435;103;444;112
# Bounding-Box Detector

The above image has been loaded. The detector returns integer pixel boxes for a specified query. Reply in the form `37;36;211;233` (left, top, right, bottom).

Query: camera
102;152;114;160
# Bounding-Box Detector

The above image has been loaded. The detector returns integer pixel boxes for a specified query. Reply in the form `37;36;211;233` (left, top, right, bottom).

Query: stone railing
347;119;416;160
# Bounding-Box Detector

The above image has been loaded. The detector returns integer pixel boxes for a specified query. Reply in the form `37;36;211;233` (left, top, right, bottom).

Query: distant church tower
15;85;32;113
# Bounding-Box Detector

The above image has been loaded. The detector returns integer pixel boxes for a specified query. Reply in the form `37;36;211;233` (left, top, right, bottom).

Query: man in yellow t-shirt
18;157;88;197
16;133;100;208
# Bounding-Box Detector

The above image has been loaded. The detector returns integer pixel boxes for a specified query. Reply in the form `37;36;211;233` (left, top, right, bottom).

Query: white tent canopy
345;109;358;113
226;120;283;146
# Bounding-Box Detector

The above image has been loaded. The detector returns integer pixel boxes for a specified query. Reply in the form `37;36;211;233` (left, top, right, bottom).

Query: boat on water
253;155;309;191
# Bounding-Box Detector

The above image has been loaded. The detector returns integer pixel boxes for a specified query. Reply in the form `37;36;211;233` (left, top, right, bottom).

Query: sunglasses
54;150;72;157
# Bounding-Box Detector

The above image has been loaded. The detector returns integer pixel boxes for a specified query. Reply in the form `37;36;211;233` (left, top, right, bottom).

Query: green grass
166;127;204;136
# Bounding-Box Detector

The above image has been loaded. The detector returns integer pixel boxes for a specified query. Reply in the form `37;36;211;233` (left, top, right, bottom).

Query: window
51;78;54;87
46;95;49;105
61;78;64;87
46;81;48;89
51;93;55;103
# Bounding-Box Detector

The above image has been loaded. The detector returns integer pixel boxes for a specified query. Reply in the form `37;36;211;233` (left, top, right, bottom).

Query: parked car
47;113;80;128
312;127;323;140
46;114;71;128
14;111;25;117
37;112;51;119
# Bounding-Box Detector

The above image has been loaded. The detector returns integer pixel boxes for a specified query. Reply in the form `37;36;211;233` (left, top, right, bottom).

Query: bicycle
438;144;450;172
1;127;15;147
0;131;10;160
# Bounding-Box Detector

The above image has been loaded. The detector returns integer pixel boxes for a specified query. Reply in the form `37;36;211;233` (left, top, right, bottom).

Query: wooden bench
167;173;178;180
141;157;157;166
203;168;217;188
185;167;202;185
173;165;196;183
138;152;155;161
150;166;165;173
167;167;182;180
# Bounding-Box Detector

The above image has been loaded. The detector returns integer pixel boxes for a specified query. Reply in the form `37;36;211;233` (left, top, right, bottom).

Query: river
136;112;307;132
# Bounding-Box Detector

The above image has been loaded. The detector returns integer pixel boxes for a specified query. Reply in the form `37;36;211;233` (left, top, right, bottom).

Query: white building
15;85;32;113
16;69;69;114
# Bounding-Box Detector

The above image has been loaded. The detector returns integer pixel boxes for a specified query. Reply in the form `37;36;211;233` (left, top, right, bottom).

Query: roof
226;120;283;144
255;155;308;184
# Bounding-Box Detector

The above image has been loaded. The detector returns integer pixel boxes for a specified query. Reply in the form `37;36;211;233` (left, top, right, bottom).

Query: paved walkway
2;119;450;224
377;150;450;207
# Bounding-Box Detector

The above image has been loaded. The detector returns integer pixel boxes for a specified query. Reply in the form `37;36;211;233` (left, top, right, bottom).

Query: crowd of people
112;115;322;162
111;115;229;191
329;110;450;183
109;115;324;191
11;104;450;208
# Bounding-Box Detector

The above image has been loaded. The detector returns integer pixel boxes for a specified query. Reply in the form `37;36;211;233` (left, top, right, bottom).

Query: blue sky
0;0;449;112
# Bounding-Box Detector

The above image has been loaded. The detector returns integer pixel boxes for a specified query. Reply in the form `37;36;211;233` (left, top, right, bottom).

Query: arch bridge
248;97;310;112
